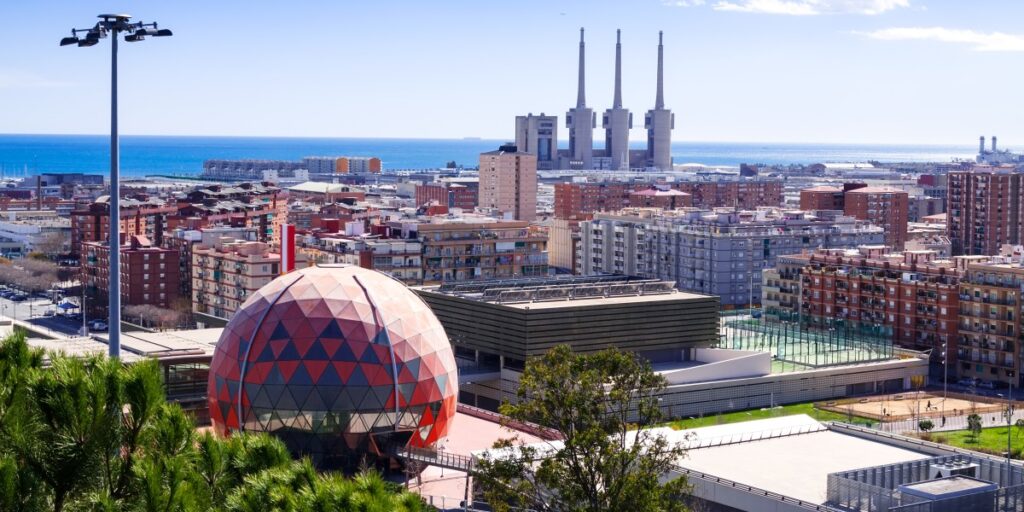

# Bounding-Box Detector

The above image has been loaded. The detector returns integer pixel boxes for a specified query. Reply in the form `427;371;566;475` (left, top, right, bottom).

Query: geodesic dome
207;265;458;468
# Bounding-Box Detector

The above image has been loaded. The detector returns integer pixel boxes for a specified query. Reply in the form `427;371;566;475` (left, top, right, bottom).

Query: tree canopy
0;332;428;512
473;345;690;512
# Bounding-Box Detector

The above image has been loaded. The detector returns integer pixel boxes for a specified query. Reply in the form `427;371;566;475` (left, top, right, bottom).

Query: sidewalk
880;408;1024;434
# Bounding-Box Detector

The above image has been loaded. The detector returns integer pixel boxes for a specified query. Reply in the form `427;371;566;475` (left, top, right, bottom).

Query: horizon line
0;132;986;148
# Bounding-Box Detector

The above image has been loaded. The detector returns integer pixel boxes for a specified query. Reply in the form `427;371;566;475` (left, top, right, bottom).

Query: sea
0;134;979;178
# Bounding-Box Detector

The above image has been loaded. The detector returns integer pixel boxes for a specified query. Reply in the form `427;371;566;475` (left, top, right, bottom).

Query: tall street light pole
60;14;172;358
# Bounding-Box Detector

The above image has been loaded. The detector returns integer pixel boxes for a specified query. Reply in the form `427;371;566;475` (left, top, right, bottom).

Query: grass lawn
926;426;1024;459
667;401;876;430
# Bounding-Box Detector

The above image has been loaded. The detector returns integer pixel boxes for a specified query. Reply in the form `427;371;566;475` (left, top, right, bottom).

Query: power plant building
517;28;674;171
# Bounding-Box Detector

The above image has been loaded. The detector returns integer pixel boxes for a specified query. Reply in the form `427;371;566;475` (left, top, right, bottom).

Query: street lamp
60;14;172;358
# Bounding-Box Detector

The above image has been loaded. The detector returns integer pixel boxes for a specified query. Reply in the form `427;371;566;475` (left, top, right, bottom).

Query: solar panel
497;290;533;304
534;287;571;302
642;282;675;295
606;284;640;297
572;285;605;298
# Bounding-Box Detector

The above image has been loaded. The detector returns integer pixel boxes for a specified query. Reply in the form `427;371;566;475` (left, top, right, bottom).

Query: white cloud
708;0;909;15
0;69;72;89
663;0;706;6
856;27;1024;52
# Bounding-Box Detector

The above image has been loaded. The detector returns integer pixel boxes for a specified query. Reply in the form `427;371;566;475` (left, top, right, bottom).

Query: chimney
992;136;998;152
980;136;986;154
655;31;665;110
576;27;586;109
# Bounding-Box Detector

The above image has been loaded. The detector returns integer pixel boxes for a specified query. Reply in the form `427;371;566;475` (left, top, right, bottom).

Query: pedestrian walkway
880;408;1024;434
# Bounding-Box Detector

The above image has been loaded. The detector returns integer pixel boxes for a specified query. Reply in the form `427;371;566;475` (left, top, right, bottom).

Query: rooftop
417;275;708;305
674;415;930;505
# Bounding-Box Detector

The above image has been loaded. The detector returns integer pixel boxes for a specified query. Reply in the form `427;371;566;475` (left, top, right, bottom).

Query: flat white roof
676;415;931;505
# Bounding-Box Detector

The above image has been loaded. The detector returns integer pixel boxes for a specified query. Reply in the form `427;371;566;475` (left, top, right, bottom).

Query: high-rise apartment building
578;208;885;306
552;179;783;219
947;166;1024;256
478;144;538;221
844;186;909;250
514;114;558;171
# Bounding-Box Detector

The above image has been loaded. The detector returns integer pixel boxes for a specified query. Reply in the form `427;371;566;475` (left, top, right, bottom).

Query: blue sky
1;0;1022;144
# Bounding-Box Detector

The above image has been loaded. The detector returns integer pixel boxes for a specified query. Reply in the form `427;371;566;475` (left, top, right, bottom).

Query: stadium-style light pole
60;14;172;357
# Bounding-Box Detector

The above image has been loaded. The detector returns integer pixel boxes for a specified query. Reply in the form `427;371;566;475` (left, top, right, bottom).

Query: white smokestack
980;136;986;154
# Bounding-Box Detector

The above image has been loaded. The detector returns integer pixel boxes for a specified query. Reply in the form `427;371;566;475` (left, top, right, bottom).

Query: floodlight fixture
59;14;172;358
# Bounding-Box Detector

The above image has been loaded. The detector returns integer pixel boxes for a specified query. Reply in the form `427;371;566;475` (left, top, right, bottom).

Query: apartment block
578;208;885;306
299;235;423;285
411;218;548;284
763;246;969;362
671;180;784;210
844;186;909;250
415;182;478;211
81;235;180;317
192;238;306;322
478;144;538;221
799;186;845;211
947;166;1024;256
71;196;177;257
956;258;1024;387
553;182;631;219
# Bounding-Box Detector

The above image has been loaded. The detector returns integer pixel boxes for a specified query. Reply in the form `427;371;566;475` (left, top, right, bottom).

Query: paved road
0;294;86;337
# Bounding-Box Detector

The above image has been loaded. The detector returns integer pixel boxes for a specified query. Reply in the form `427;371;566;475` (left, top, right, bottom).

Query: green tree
918;419;934;432
1015;418;1024;441
0;333;428;512
474;345;690;512
967;413;983;441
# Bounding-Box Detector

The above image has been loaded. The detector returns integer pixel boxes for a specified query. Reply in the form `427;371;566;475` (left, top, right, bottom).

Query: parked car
979;381;997;390
10;294;27;302
89;320;108;331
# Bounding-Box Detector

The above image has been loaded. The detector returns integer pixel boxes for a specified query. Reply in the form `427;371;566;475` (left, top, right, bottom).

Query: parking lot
0;286;93;337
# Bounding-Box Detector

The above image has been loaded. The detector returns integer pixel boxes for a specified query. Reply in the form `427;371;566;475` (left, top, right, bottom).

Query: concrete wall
660;349;771;385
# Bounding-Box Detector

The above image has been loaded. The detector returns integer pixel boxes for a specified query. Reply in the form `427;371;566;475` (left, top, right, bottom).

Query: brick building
628;188;692;209
671;180;784;210
947;166;1024;256
956;256;1024;387
71;196;177;257
553;182;631;219
763;246;975;363
799;186;845;211
81;235;180;317
415;182;478;211
844;186;909;250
